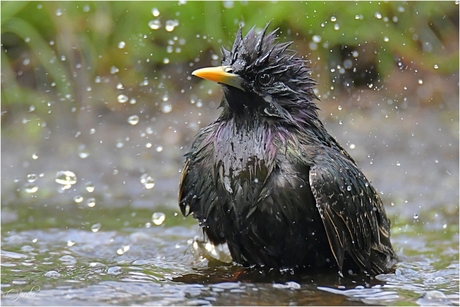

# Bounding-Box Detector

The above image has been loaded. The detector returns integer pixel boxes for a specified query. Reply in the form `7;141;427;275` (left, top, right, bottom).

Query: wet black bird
179;24;397;276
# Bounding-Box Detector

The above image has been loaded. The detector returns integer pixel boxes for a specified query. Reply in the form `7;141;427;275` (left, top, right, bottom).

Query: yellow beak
192;66;245;91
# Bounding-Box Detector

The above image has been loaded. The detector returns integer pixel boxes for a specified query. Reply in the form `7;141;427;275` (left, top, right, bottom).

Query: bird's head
192;23;318;124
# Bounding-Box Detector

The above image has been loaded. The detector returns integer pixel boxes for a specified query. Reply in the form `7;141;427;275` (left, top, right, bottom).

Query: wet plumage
179;24;397;276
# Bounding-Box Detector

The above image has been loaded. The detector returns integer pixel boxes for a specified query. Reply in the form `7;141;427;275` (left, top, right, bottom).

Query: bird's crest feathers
223;22;291;72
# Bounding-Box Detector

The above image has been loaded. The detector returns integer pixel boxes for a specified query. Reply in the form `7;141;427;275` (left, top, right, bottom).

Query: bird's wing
308;148;394;274
178;126;228;245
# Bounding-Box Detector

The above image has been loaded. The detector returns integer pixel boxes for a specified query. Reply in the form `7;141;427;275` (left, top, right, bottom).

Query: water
1;206;458;305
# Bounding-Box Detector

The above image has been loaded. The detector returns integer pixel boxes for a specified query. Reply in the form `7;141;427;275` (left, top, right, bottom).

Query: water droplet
161;103;172;113
165;20;178;32
330;16;337;22
73;195;84;203
87;197;96;208
433;64;439;70
127;115;140;125
27;174;38;183
55;171;77;186
91;223;101;232
95;76;101;83
117;245;130;255
140;174;155;189
32;153;39;160
333;23;340;31
44;270;61;278
223;1;234;8
110;66;119;74
145;126;154;135
396;161;401;166
24;184;38;194
129;98;137;105
56;8;63;16
152;8;160;17
418;79;424;85
413;213;419;220
163;58;170;64
346;185;352;191
309;35;321;45
78;144;90;159
85;182;95;193
148;19;161;30
156;146;163;152
375;12;382;19
443;224;447;229
349;143;355;149
117;94;128;103
83;4;90;12
152;212;166;225
118;41;126;49
67;240;75;247
355;14;363;20
107;266;122;275
343;59;353;69
59;255;76;263
383;36;389;42
398;6;405;12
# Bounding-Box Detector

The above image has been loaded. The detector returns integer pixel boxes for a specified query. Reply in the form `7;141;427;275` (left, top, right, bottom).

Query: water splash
91;223;101;232
140;174;155;189
165;20;179;32
128;115;140;125
85;182;95;193
148;20;161;30
117;245;130;255
27;174;38;182
118;94;129;103
152;8;160;17
87;198;96;208
152;212;166;226
55;171;77;188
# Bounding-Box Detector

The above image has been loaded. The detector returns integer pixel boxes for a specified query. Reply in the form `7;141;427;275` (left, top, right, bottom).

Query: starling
179;24;397;276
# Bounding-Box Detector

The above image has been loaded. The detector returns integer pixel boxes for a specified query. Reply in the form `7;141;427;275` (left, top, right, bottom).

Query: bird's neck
217;101;352;160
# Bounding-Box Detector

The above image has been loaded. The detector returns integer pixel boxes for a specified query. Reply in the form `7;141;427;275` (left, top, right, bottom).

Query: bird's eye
224;66;234;73
257;73;272;86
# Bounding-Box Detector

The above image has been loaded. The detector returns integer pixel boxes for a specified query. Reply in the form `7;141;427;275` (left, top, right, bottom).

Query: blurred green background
2;1;458;139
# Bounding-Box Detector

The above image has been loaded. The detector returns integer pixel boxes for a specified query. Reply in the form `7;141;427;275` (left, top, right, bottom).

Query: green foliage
1;1;458;135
